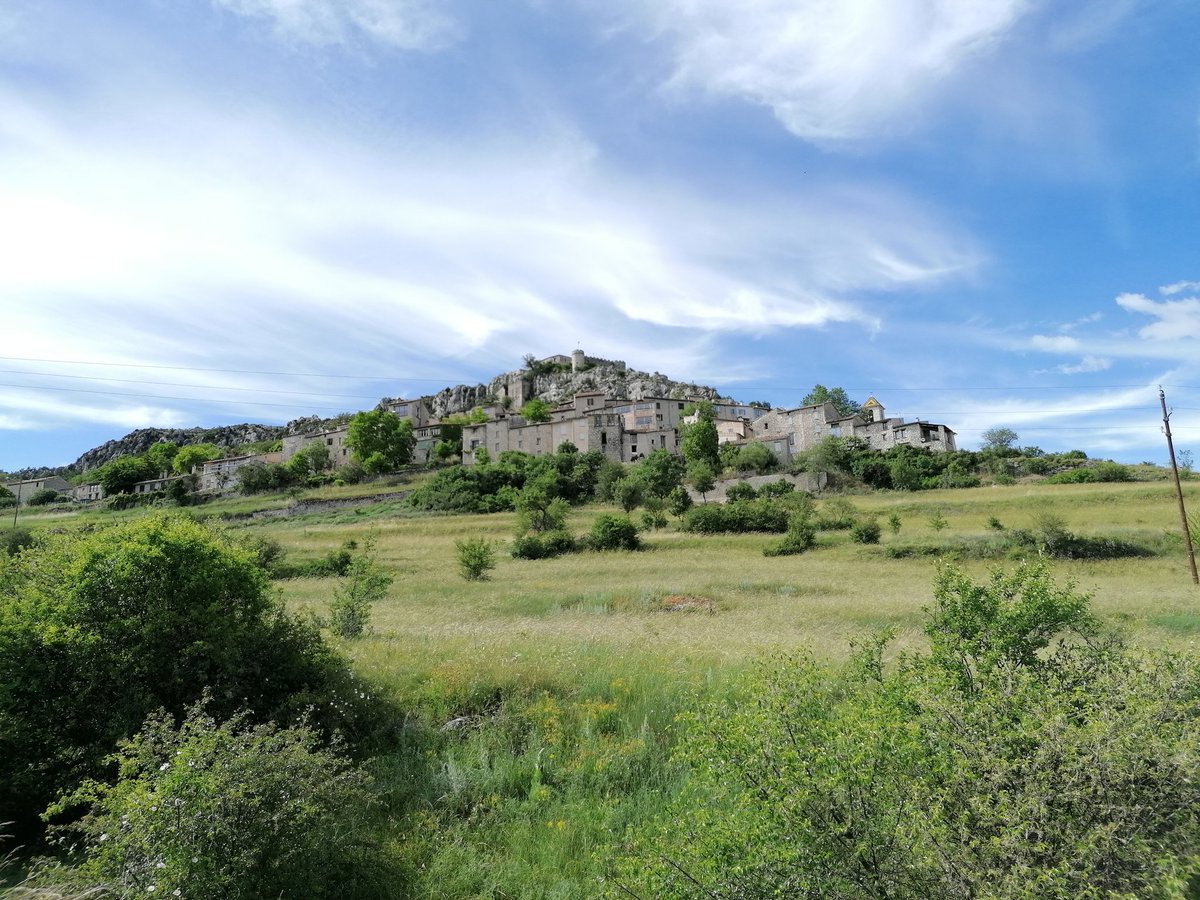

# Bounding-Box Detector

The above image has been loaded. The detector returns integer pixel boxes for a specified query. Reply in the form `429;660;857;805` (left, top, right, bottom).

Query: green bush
585;514;641;551
725;481;758;502
682;500;790;534
763;512;816;557
455;536;497;580
0;513;367;836
1044;461;1132;485
510;529;578;560
850;518;881;544
622;563;1200;899
814;497;858;530
26;488;65;506
54;702;378;900
328;539;393;638
1;526;35;556
757;478;795;498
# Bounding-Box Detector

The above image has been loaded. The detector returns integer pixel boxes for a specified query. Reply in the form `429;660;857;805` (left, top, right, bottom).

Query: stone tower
571;348;586;373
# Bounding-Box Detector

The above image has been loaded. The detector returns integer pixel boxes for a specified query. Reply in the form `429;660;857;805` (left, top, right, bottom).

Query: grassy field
8;476;1200;897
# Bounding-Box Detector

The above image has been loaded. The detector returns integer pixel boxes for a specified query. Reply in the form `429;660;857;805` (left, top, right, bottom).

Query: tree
801;384;861;417
145;441;178;477
345;409;414;473
519;398;553;423
981;426;1019;452
680;417;719;470
96;454;154;495
172;443;223;475
26;487;64;506
688;461;716;503
633;448;686;499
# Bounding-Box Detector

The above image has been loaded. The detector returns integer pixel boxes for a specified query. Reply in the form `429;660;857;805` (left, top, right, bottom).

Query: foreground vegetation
4;472;1200;898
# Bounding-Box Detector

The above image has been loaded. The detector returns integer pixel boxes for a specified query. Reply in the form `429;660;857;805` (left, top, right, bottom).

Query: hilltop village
3;350;956;504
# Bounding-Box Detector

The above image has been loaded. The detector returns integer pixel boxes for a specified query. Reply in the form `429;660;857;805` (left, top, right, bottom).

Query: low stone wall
686;471;825;503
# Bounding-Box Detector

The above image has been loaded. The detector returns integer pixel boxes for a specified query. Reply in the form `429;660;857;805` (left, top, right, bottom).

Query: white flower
159;763;170;771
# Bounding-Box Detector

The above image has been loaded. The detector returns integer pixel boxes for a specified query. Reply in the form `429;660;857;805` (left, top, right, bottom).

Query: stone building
3;475;73;505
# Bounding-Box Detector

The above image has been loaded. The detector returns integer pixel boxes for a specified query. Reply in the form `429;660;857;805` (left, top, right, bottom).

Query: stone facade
282;427;351;466
197;451;283;492
3;475;73;505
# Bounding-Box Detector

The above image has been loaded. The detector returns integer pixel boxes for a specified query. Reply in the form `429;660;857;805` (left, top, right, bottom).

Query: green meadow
8;476;1200;898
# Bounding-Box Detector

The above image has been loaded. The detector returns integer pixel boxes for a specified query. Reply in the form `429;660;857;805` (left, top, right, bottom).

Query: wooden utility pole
1160;387;1199;585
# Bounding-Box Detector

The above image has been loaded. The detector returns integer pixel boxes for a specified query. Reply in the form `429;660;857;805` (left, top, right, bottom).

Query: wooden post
1160;387;1199;585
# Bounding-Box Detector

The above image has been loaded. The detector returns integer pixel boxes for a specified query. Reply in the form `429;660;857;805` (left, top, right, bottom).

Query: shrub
586;514;640;551
757;478;795;498
763;512;816;557
510;530;577;560
1;526;35;555
928;510;949;531
0;513;364;836
622;564;1200;899
887;512;902;535
667;485;694;518
850;518;881;544
26;488;64;506
641;509;668;530
682;500;790;534
814;497;858;530
54;702;378;900
725;481;758;502
328;539;393;638
455;536;496;580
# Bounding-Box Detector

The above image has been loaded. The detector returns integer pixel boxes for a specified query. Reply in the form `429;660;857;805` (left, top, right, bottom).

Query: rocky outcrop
68;424;286;475
418;362;730;418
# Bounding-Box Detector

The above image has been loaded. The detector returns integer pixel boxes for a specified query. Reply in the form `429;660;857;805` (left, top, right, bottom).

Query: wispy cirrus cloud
1031;334;1080;352
210;0;463;50
1160;280;1200;296
600;0;1034;144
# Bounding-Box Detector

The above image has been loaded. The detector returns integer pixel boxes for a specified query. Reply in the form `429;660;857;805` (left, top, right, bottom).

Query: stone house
197;451;284;493
132;474;194;494
282;426;351;467
3;475;73;505
73;482;105;503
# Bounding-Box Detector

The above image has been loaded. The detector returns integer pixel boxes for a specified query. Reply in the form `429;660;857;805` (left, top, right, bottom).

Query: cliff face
421;363;729;419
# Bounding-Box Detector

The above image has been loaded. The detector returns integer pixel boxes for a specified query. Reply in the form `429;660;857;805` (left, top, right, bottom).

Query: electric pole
1160;387;1199;585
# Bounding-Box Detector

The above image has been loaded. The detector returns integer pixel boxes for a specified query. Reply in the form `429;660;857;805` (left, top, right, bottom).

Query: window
601;432;607;446
587;397;595;407
830;424;841;437
636;416;653;426
326;438;333;445
656;402;661;409
678;403;684;410
631;444;638;454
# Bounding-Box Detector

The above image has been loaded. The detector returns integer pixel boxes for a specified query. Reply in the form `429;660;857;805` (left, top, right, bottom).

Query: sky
2;0;1199;472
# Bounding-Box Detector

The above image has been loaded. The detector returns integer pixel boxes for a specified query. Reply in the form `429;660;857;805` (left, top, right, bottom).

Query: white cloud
606;0;1033;143
211;0;462;50
1160;280;1200;296
1117;293;1200;340
1031;334;1080;352
1057;355;1111;375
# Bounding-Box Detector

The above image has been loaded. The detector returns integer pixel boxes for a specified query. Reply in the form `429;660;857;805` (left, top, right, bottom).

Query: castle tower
571;348;586;373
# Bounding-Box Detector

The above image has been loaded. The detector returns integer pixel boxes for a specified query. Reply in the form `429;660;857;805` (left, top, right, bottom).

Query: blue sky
2;0;1199;471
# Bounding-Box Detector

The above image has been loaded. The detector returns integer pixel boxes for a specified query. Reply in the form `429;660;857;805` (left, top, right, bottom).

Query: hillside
12;354;732;479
